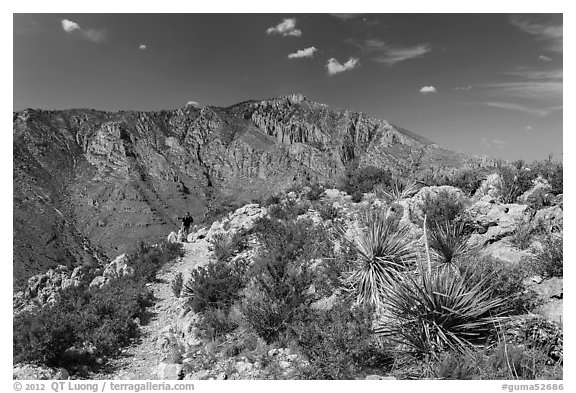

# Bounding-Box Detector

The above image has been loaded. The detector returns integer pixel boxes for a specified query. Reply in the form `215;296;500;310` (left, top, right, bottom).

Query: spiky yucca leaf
375;179;420;202
428;220;472;266
338;210;418;306
376;266;508;356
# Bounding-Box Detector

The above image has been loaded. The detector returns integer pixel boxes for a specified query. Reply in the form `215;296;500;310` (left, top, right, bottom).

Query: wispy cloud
346;38;431;65
481;137;508;149
326;57;359;76
510;14;562;52
60;18;107;43
539;54;552;62
288;46;317;59
266;18;302;37
420;86;437;94
330;14;363;21
186;101;200;108
139;44;147;50
481;101;553;116
453;85;472;91
486;69;562;102
525;125;534;131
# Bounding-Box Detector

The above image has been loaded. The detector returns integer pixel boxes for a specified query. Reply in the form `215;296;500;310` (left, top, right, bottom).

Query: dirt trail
100;239;211;380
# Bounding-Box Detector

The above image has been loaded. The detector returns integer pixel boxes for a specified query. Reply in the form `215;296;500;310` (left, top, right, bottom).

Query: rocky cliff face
13;94;479;289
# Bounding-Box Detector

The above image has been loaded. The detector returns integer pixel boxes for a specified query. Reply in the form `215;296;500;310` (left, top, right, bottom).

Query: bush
171;272;184;298
338;210;418;306
510;220;534;250
428;221;472;266
317;203;340;221
498;165;537;204
182;258;248;314
445;169;487;196
14;276;153;367
197;308;239;340
210;230;250;264
289;300;391;379
377;265;508;356
130;241;184;282
344;166;393;198
457;255;537;315
14;241;182;370
306;182;324;201
420;189;466;229
268;199;310;221
533;232;563;278
240;218;332;343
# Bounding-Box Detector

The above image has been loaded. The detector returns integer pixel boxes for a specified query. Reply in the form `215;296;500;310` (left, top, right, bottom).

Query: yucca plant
337;210;418;307
376;267;508;357
428;220;473;266
375;178;420;203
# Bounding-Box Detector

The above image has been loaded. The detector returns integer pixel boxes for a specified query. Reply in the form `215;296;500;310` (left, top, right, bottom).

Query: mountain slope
13;94;480;289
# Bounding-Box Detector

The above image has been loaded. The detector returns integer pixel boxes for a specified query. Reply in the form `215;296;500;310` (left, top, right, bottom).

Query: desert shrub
262;193;281;207
531;159;563;196
182;257;249;314
240;218;331;343
130;241;184;282
317;203;340;221
14;276;153;367
289;300;391;379
510;220;534;250
420;189;466;229
533;232;563;278
434;351;480;379
498;165;537;204
197;308;239;340
428;221;472;266
306;182;324;201
458;255;537;315
210;230;250;264
445;169;487;196
377;266;508;356
375;178;420;203
171;272;184;298
338;210;418;306
344;166;393;199
268;199;310;221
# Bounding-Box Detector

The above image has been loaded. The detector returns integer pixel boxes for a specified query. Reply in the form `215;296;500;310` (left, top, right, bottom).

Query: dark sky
13;13;562;161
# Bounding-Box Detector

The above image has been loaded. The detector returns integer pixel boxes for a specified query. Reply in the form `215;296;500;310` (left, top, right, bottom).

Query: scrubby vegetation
13;242;183;372
175;164;562;379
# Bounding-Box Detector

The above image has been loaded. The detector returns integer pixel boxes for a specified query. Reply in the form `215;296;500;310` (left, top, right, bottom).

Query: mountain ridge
13;94;491;289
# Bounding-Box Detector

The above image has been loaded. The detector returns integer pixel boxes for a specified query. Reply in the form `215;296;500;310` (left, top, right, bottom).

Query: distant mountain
13;93;485;289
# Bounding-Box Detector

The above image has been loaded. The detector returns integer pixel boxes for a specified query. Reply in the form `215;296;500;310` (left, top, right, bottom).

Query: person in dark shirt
179;212;194;240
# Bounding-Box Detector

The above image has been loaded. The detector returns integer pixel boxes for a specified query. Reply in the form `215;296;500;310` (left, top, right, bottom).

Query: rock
466;200;529;246
519;176;552;204
13;364;57;380
534;300;563;326
365;374;397;380
235;361;253;374
156;362;183;380
482;243;534;265
188;227;208;242
177;228;186;243
529;277;563;300
216;372;227;380
167;231;178;243
103;254;134;279
187;369;211;380
54;367;70;380
474;173;503;200
278;361;292;370
89;275;106;288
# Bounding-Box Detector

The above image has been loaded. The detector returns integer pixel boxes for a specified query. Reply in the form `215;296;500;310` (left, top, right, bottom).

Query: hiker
179;212;194;240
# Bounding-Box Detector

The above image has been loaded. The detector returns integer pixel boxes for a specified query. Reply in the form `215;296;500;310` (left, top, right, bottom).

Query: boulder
89;275;106;289
167;231;178;243
466;200;529;246
103;254;134;279
176;228;186;242
519;176;552;204
54;367;70;380
188;227;208;242
473;173;503;200
156;362;183;380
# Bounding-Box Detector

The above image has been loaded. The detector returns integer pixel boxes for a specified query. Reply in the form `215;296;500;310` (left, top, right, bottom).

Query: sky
13;13;563;161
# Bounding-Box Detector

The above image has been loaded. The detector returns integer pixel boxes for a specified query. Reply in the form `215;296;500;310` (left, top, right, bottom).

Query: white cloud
346;38;431;66
539;55;552;61
420;86;437;94
266;18;302;37
60;18;106;43
288;46;317;59
61;19;80;33
186;101;200;108
326;57;359;76
454;85;472;91
525;125;534;131
481;137;508;149
139;44;147;50
510;15;562;52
